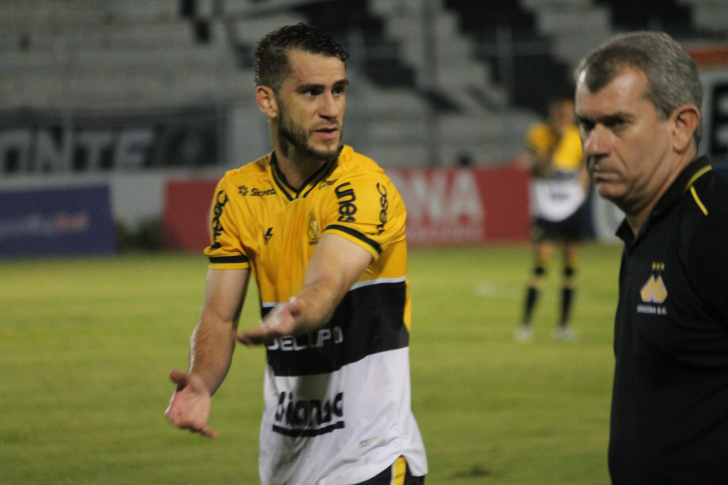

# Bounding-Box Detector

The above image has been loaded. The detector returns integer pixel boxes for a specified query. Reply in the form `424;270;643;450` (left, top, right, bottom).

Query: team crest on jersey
308;212;320;245
637;263;668;315
641;275;668;304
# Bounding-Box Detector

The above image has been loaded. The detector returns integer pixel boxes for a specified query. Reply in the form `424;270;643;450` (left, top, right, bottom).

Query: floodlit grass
0;243;622;484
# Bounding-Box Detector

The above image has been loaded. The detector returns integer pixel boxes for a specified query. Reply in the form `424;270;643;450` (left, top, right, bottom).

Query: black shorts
532;204;586;243
354;457;425;485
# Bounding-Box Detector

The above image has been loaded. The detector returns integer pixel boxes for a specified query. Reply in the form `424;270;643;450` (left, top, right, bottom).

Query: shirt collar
269;148;341;201
651;155;712;216
616;156;712;243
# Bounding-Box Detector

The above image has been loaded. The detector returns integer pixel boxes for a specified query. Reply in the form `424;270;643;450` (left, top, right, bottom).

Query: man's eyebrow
576;113;630;125
296;79;349;93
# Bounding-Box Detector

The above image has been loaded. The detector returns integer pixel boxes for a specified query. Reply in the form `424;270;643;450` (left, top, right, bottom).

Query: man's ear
671;104;701;153
256;86;279;120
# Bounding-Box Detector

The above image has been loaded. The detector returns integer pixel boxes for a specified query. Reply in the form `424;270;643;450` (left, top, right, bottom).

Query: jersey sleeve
203;176;251;270
322;174;405;260
525;123;554;158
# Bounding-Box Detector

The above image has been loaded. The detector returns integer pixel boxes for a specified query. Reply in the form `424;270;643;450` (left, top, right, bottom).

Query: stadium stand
0;0;727;167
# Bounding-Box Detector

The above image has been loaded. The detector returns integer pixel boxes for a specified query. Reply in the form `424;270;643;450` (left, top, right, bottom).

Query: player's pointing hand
237;297;306;346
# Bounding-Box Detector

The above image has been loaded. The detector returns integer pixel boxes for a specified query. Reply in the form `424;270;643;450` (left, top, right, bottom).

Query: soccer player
515;96;589;342
165;24;427;484
575;31;728;483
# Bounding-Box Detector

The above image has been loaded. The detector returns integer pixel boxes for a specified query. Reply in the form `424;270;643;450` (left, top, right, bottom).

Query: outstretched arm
165;268;250;437
238;233;371;345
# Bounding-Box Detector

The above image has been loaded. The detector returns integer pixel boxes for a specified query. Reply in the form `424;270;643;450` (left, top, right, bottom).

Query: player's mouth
312;122;340;141
313;126;339;141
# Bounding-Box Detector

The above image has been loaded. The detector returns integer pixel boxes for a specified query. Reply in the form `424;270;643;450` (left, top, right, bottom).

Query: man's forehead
287;49;344;70
283;51;345;84
576;67;649;112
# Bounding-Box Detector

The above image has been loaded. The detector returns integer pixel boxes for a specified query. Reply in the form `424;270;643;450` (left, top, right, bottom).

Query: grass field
0;243;622;484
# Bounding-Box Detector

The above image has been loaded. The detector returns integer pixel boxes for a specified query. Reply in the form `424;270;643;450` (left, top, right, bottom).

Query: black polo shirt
609;156;728;484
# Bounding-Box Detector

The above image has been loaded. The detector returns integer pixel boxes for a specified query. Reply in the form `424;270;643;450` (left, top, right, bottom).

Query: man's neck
625;151;697;236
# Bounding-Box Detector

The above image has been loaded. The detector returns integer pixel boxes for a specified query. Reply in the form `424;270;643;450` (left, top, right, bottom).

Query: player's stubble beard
276;102;343;164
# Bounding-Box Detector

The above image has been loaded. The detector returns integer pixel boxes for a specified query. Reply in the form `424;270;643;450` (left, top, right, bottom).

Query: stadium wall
161;166;532;252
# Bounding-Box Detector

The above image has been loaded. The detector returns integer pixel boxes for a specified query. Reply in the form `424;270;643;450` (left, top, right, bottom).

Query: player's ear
256;86;279;120
670;104;700;153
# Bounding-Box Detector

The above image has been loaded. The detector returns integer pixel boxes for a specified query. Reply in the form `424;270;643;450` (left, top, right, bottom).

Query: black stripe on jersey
208;255;249;264
301;157;336;198
326;224;382;255
270;151;338;200
271;155;296;201
272;421;344;437
264;279;409;376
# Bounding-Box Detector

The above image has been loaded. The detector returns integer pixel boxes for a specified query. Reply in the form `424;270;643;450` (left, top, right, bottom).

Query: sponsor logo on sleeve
376;183;388;234
210;190;228;249
335;182;357;223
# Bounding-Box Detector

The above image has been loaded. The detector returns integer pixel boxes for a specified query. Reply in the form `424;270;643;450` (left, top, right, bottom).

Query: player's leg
517;229;553;341
554;239;579;340
353;456;425;485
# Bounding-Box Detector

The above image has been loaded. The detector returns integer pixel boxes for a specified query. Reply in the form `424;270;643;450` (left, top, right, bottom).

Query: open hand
165;370;218;438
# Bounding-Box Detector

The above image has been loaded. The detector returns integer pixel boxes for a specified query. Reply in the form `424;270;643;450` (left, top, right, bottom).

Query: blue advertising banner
0;185;115;257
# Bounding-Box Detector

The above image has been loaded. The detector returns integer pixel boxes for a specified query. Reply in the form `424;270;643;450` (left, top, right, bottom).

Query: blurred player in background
515;96;589;342
576;31;728;484
165;23;427;485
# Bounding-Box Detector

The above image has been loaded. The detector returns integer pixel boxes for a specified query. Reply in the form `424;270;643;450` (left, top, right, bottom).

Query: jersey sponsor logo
239;185;276;197
273;391;344;437
335;182;357;222
319;178;337;189
308;212;320;245
376;183;388;234
210;190;228;249
638;266;668;315
264;227;273;244
267;326;344;351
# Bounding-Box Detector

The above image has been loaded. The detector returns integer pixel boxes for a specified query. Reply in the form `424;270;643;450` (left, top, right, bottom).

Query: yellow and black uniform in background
526;123;583;173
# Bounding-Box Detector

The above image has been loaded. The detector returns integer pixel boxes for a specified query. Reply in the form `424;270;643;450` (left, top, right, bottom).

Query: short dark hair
254;23;349;93
576;31;702;144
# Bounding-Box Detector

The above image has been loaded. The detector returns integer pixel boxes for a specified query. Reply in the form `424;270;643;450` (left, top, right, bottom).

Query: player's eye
577;119;594;133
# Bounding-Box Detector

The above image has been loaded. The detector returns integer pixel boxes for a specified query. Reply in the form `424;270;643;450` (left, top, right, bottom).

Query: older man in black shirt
575;32;728;484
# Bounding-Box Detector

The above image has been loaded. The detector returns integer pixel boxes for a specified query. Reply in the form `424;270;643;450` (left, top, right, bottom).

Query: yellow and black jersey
526;123;583;171
203;145;427;485
526;124;587;222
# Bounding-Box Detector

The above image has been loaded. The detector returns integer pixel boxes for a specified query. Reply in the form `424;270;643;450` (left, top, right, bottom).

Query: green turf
0;243;622;484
